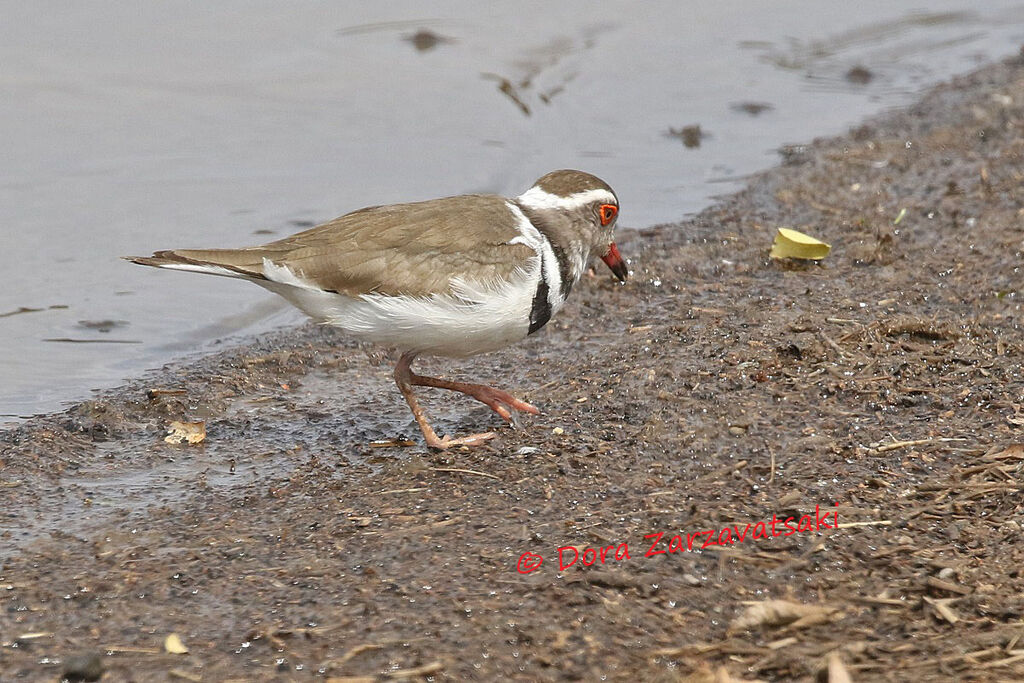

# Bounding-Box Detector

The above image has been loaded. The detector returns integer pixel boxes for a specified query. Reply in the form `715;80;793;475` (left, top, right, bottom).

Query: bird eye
599;204;618;226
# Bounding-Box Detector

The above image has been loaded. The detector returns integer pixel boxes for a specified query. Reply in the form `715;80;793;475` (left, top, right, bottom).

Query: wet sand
3;53;1024;681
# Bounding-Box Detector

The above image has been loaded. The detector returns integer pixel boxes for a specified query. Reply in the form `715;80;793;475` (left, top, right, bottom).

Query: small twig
15;632;53;640
923;596;960;624
329;643;383;668
530;379;562;394
871;437;966;453
837;520;892;529
848;595;908;607
430;467;499;480
924;576;971;596
385;660;444;679
762;636;796;651
697;460;748;482
690;306;728;316
369;439;416;448
961;646;1003;663
828;651;854;683
977;653;1024;669
873;438;934;452
819;332;849;358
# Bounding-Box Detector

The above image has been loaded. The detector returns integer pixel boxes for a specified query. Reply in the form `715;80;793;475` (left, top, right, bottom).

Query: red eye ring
599;203;618;226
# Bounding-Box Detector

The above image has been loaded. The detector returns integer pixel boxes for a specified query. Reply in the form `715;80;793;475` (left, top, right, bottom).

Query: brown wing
135;194;537;298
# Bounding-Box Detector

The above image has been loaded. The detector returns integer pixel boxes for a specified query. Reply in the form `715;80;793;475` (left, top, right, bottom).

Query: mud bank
3;54;1024;681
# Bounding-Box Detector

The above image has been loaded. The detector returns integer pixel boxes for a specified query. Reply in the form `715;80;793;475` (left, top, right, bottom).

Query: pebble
682;573;701;587
62;652;104;682
937;567;955;580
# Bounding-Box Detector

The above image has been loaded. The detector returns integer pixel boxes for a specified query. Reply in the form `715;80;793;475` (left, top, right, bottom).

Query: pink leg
407;369;539;423
394;352;503;450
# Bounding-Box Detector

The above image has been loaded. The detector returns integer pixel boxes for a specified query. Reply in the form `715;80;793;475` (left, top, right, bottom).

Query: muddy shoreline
3;54;1024;681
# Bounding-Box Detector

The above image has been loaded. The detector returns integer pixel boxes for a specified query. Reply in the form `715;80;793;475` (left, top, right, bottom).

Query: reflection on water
2;0;1024;419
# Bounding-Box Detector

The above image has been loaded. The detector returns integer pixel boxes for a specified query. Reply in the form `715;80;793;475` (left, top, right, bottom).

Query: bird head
516;169;627;283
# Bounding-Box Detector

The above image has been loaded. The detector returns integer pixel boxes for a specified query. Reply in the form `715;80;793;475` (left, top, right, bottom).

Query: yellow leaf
769;227;831;260
164;633;189;654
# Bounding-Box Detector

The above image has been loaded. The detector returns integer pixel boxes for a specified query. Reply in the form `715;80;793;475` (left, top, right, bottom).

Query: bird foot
425;431;497;451
460;385;540;424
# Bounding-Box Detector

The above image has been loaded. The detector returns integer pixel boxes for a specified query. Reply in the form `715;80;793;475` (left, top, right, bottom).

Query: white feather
257;258;539;357
151;262;248;279
515;186;616;212
505;202;566;313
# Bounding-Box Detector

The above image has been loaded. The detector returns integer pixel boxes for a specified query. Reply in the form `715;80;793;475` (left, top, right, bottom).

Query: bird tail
125;249;269;281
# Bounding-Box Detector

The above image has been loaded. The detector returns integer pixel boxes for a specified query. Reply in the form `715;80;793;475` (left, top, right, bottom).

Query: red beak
602;243;628;283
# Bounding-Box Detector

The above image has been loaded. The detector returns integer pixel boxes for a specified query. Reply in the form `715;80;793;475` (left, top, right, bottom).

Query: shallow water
2;1;1024;420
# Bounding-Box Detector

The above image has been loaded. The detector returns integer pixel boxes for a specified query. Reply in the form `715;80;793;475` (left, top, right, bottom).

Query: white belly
258;259;540;358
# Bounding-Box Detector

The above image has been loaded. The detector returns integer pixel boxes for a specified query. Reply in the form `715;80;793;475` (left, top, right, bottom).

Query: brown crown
531;169;615;199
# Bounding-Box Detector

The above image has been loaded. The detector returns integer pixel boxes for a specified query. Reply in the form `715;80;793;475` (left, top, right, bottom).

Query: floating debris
667;124;707;148
846;65;874;84
404;29;452;52
0;306;43;318
77;319;128;333
731;101;774;116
